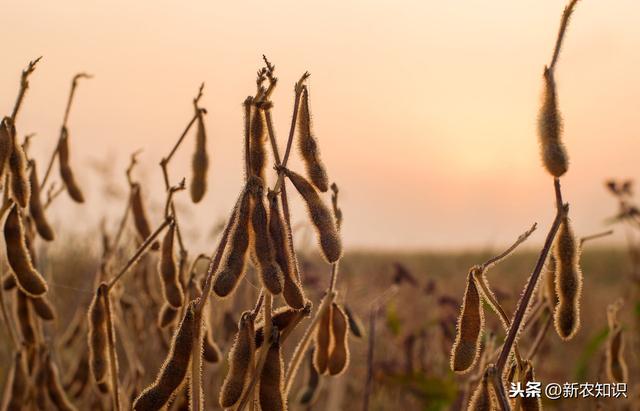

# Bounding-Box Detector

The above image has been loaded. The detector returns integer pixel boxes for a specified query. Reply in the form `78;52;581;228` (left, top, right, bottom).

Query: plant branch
10;57;42;123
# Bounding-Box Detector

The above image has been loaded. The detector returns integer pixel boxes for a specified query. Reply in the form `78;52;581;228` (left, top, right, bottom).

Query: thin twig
480;223;537;271
103;287;121;411
549;0;580;71
580;229;614;247
526;308;553;360
10;57;42;122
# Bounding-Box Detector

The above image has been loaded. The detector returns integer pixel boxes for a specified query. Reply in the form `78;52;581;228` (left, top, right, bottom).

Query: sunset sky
1;1;639;251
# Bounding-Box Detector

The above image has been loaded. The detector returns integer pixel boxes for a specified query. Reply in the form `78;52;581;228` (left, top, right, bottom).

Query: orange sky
1;1;640;251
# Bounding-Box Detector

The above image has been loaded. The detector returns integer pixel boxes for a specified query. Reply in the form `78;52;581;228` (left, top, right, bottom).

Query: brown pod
606;326;628;384
520;361;541;411
58;127;84;203
255;306;301;348
130;183;159;250
202;328;222;364
65;352;90;399
250;179;283;295
328;303;350;375
158;223;184;308
537;68;568;177
4;205;48;296
2;274;16;290
467;366;496;411
88;284;109;385
219;311;256;408
213;188;252;297
298;348;320;405
30;295;56;321
190;110;209;203
268;191;305;309
45;354;78;411
283;169;342;263
16;290;36;345
6;120;30;208
158;303;179;329
133;301;196;410
298;87;329;192
450;269;484;374
313;300;333;374
553;215;582;340
0;118;13;182
28;160;55;241
259;337;287;411
0;351;28;410
344;305;365;339
249;106;267;180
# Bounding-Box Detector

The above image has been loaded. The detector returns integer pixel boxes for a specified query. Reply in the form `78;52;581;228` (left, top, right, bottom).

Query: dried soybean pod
2;274;16;290
553;215;582;340
255;306;300;348
298;86;329;192
249;105;266;180
158;303;178;329
190;110;208;203
45;354;78;411
158;222;184;308
0;351;28;410
344;305;365;339
259;335;287;411
0;118;13;180
268;191;305;309
4;206;48;297
88;284;109;385
219;311;256;408
328;302;350;375
133;301;196;410
520;362;541;411
130;183;159;250
467;366;496;411
605;301;628;384
283;169;342;263
538;68;568;177
6;119;30;208
58;126;84;203
298;348;320;405
250;179;283;295
16;290;36;345
30;295;56;321
202;328;222;364
213;188;252;297
313;300;332;374
28;160;55;241
450;269;484;374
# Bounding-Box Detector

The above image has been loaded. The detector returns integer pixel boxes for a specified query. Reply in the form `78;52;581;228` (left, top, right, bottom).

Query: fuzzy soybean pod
28;161;54;241
283;169;342;263
0;118;13;180
219;311;256;408
2;274;16;291
255;306;301;348
202;328;222;364
328;302;350;375
553;215;582;340
157;303;178;329
298;87;329;192
520;362;541;411
130;183;159;250
344;305;365;339
313;300;333;374
467;366;496;411
133;301;196;410
259;336;287;411
45;354;78;411
268;191;305;309
213;188;252;297
450;269;484;374
58;127;84;203
605;303;628;384
538;68;568;177
88;284;109;386
30;295;56;321
16;290;36;345
249;105;267;180
190;110;209;203
250;180;283;295
298;348;320;405
0;351;28;410
158;222;184;309
6;120;30;209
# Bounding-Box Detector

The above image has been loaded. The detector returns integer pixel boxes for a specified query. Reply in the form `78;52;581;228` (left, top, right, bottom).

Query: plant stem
102;287;121;411
526;308;552;360
10;57;42;123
